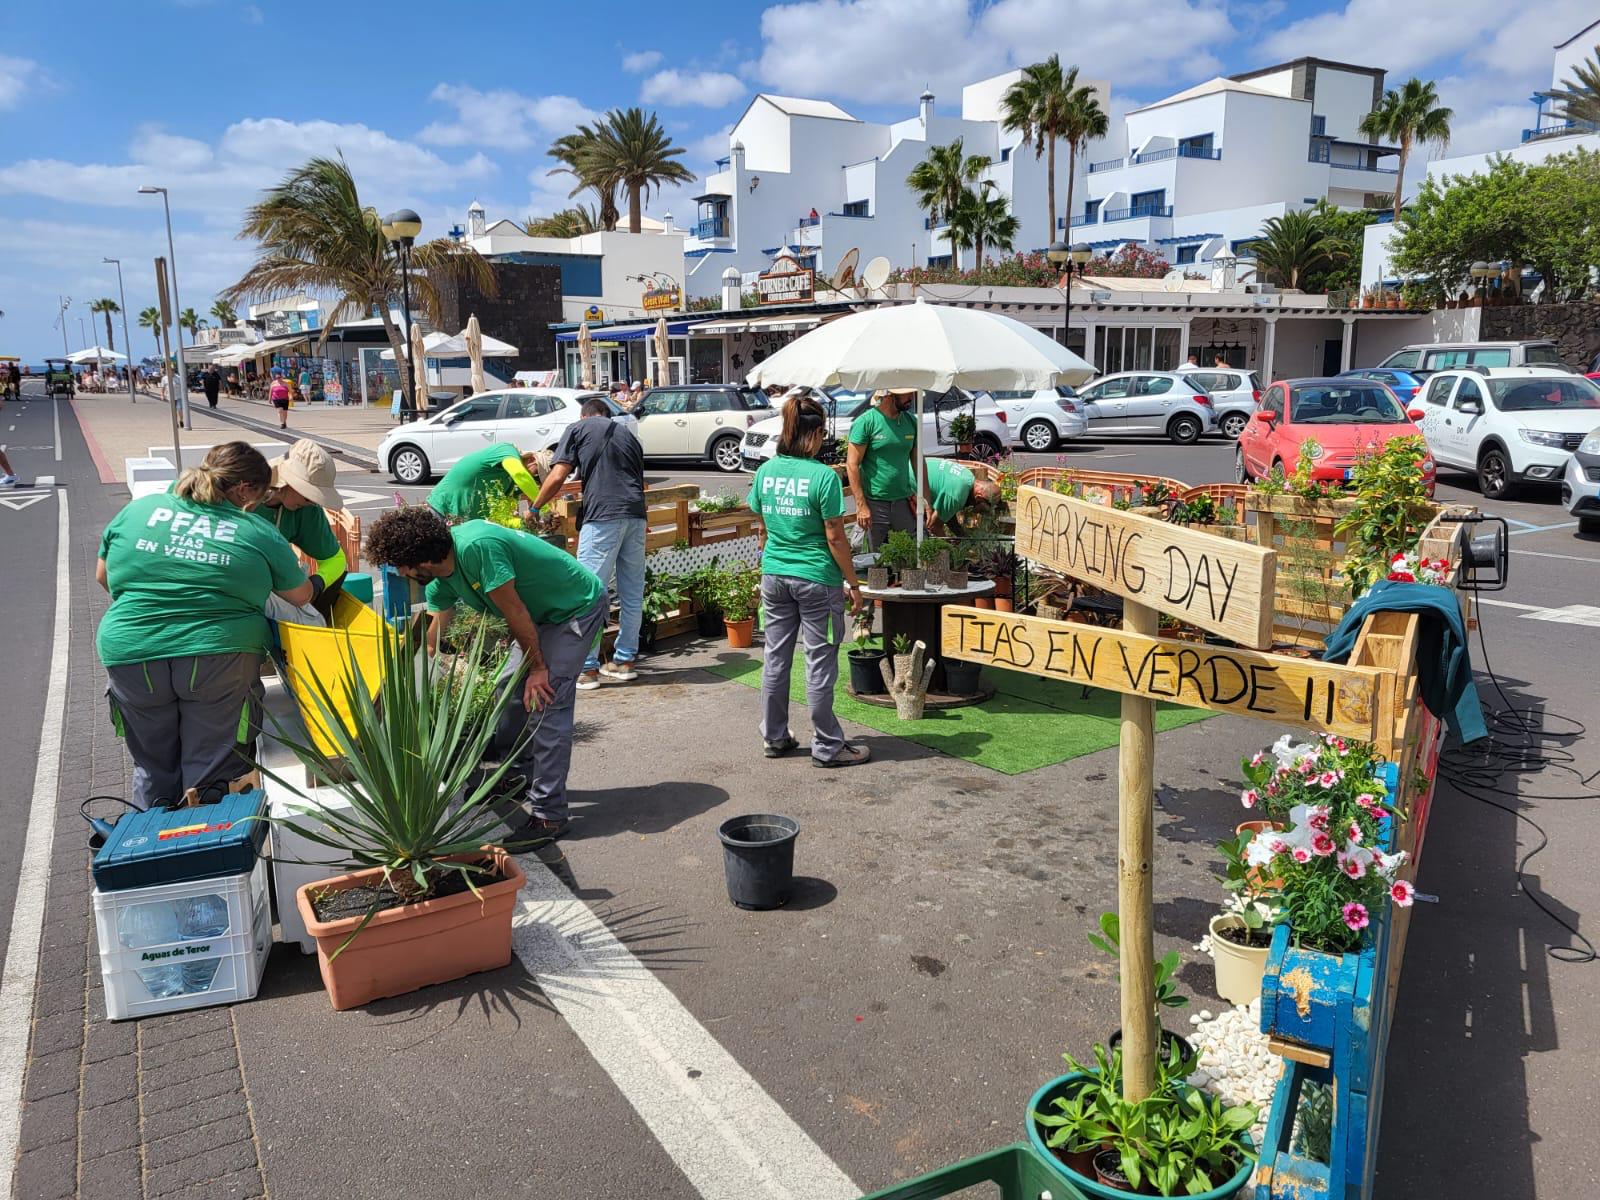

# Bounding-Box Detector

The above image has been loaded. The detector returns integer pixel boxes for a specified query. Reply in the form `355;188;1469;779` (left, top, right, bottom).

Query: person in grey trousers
746;394;870;767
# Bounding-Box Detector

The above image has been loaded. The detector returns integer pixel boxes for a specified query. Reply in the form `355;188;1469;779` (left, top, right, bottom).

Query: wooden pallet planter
1017;466;1187;507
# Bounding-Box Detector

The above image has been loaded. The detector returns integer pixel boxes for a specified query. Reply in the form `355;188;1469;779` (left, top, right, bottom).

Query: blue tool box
92;790;269;892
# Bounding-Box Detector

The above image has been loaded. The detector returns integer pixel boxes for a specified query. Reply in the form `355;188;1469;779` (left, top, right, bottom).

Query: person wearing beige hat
258;439;348;624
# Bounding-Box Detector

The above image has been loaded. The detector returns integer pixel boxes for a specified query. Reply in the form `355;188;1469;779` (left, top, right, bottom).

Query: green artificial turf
703;646;1213;775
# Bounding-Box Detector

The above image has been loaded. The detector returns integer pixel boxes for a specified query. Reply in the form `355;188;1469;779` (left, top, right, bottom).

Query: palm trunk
377;306;413;411
1064;140;1079;245
976;235;985;274
103;313;115;352
1046;137;1057;245
629;184;642;234
1391;136;1408;222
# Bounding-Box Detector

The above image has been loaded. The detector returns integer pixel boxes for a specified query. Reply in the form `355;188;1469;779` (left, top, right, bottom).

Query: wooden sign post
1119;598;1158;1100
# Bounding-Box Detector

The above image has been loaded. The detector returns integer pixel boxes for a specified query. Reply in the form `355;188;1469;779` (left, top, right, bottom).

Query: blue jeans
576;517;646;671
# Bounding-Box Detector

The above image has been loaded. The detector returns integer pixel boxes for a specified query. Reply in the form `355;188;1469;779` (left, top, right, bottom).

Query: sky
0;0;1594;360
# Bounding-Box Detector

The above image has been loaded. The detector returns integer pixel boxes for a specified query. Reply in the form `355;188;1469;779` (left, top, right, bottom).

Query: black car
632;384;774;472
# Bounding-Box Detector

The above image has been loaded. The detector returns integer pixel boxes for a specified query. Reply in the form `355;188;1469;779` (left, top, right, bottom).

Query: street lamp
139;185;189;429
1047;240;1095;355
1469;260;1499;305
104;257;136;403
382;208;423;419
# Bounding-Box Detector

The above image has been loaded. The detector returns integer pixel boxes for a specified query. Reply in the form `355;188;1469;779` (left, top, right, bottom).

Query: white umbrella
380;331;452;360
653;315;671;387
409;321;429;409
745;299;1097;549
430;330;517;357
466;313;486;394
68;345;127;364
577;318;594;389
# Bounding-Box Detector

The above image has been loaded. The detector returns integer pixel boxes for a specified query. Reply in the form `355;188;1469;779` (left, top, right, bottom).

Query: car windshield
1488;378;1600;411
1523;345;1565;366
1290;385;1407;424
739;388;772;409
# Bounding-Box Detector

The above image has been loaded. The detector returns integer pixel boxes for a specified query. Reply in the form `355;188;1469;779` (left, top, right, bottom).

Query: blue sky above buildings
0;0;1593;357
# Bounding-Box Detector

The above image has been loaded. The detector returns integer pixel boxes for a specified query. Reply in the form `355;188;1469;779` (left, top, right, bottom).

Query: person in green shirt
257;439;349;625
846;389;934;550
364;508;605;840
747;395;869;767
427;440;545;522
924;457;1002;533
97;442;312;808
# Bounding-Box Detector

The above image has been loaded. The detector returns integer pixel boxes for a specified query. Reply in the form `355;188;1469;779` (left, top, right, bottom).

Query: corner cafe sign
756;259;815;305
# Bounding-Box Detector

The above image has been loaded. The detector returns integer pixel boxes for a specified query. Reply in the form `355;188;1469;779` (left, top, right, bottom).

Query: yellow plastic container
275;593;394;756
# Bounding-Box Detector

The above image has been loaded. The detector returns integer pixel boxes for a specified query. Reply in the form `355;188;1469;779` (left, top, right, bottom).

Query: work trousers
759;575;847;762
493;597;607;820
866;496;917;551
106;652;264;809
575;517;646;671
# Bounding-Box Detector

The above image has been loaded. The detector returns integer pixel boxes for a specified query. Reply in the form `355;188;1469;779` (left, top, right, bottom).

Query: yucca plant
261;623;527;954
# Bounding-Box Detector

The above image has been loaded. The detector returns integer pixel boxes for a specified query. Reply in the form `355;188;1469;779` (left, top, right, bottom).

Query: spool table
851;579;996;710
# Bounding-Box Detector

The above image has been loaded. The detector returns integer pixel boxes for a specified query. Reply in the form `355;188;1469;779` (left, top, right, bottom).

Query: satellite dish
1162;269;1186;292
835;247;860;290
861;256;891;294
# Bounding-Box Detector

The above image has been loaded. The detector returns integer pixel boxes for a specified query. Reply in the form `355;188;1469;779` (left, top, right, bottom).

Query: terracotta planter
725;617;755;648
973;595;995;610
296;850;526;1011
994;597;1015;612
1237;819;1285;890
992;576;1014;600
1210;914;1271;1007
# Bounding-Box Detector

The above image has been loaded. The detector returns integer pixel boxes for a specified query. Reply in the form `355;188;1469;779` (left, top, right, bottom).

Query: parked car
1235;377;1434;493
379;387;634;484
1173;366;1261;438
1376;340;1569;376
1337;367;1427;405
738;388;1008;470
1412;367;1600;499
985;387;1088;451
1074;371;1216;444
629;384;775;472
1562;427;1600;535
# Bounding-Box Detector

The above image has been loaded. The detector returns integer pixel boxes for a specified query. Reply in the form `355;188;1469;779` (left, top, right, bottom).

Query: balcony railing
1068;213;1098;227
1088;157;1124;173
797;215;819;228
694;216;728;240
1100;205;1172;223
1088;143;1220;173
924;216;948;230
714;156;730;169
1521;119;1600;143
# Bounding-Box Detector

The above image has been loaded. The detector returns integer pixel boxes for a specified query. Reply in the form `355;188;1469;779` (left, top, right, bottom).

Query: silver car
1174;366;1261;439
987;387;1089;451
1075;371;1217;444
1561;426;1600;536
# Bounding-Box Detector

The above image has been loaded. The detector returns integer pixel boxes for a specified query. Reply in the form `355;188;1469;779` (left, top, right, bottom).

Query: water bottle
177;894;230;992
117;901;186;999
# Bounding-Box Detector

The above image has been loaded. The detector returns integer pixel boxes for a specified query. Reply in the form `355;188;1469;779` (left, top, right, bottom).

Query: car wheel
390;444;430;485
1219;411;1248;439
1578;515;1600;536
973;433;1004;460
1021;419;1058;452
710;434;744;473
1168;414;1203;445
1477;446;1517;500
1234;444;1251;483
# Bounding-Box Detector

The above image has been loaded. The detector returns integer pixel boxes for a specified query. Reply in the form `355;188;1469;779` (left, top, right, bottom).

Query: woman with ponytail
745;394;870;767
96;442;313;807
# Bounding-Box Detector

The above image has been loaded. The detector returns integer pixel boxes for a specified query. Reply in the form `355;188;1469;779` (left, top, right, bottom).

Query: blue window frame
1175;244;1199;265
1130;189;1166;216
1000;146;1011;162
1085;199;1101;222
842;199;869;217
1311;115;1327;137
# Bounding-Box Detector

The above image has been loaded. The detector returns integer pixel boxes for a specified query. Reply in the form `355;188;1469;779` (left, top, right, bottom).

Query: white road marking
51;395;60;462
1477;597;1600;626
1509;522;1578;536
1512;548;1600;564
513;859;857;1200
0;495;50;512
33;476;54;486
331;488;386;506
0;491;70;1197
1476;597;1540;612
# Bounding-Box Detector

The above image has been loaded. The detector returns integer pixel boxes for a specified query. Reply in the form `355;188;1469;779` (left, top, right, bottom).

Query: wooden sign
941;607;1385;740
756;262;815;305
1014;485;1277;649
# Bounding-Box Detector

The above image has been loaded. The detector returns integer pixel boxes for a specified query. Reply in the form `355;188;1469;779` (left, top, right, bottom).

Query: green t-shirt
97;493;306;666
427;441;523;519
425;520;603;626
263;501;340;561
747;456;846;587
847;406;918;501
926;458;975;524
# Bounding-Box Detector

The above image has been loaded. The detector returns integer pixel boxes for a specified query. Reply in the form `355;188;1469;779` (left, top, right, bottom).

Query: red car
1235;377;1435;494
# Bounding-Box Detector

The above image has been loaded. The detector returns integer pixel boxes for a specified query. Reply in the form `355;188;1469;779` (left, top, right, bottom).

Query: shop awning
212;333;311;365
554;319;705;343
691;312;830;335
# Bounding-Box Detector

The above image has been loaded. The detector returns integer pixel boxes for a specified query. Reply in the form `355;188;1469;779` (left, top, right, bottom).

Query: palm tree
89;298;120;351
907;139;992;268
1359;78;1453;221
1548;47;1600;125
178;308;205;338
582;108;695;234
137;306;163;361
223;154;494;411
525;205;600;238
1000;56;1106;245
548;126;620;231
1059;76;1109;243
1244;210;1342;290
210;299;238;326
949;185;1021;273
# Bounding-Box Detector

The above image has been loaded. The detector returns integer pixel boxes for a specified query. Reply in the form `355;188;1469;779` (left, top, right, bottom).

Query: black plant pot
717;813;799;910
695;607;725;637
1108;1026;1196;1064
942;658;983;696
638;620;658;654
848;650;888;695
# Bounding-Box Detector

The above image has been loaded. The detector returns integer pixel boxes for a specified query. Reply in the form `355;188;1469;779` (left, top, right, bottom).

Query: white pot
1209;914;1271;1007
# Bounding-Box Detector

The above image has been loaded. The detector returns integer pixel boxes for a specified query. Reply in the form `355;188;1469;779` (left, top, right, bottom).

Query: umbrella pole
915;390;926;556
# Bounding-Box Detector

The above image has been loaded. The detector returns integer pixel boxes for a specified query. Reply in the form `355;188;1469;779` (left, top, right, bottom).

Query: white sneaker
0;475;17;488
575;670;602;691
599;661;638;682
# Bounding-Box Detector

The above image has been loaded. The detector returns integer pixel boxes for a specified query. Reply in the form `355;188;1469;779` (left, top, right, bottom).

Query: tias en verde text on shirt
135;505;242;565
758;473;820;518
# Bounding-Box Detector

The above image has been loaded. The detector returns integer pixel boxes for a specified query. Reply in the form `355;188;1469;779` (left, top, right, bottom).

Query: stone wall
1480;302;1600;371
438;261;564;376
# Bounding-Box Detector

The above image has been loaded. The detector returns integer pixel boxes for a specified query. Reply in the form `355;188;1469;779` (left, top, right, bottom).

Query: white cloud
640;69;746;108
419;84;598;150
622;49;663;73
0;55;46;111
687;124;735;168
129;125;214;170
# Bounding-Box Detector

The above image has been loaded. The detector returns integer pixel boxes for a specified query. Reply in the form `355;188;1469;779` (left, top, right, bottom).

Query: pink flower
1298;758;1316;775
1291;847;1312;864
1342;902;1370;931
1390;879;1415;907
1346;821;1363;844
1317;771;1340;788
1250;752;1265;767
1308;806;1331;832
1311;831;1337;857
1241;788;1259;809
1339;853;1367;879
1334;738;1348;753
1355;792;1377;811
1270;838;1290;855
1267;781;1280;796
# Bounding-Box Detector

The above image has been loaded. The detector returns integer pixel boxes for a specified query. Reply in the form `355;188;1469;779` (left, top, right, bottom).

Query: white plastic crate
94;859;272;1021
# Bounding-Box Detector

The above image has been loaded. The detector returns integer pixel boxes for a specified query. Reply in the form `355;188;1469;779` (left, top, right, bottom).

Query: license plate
1342;468;1354;481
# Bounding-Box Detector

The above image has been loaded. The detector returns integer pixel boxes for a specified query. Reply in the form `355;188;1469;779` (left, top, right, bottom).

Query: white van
1377;341;1568;375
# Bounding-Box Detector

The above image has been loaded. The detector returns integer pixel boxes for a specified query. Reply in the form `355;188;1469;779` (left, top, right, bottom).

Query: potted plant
981;545;1018;610
1205;832;1276;1007
1087;912;1194;1063
266;626;529;1011
847;624;888;695
947;411;978;457
918;535;951;587
641;564;684;653
879;529;924;590
682;560;726;637
1335;435;1439;595
715;562;762;648
520;507;568;549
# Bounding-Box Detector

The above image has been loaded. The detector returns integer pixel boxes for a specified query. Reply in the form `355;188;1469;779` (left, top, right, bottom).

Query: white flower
1271;734;1318;769
1246;833;1280;867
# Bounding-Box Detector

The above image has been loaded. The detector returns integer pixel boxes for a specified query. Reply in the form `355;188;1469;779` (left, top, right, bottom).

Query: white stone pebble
1184;997;1281;1148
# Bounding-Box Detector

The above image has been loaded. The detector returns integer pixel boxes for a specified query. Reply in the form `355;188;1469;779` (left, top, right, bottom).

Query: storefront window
690;337;723;384
1093;325;1183;374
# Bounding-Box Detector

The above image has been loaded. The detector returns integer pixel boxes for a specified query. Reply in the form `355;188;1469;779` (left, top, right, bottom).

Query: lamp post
103;257;137;403
139;185;189;429
57;296;71;355
382;209;423;419
1469;260;1499;306
1047;240;1095;355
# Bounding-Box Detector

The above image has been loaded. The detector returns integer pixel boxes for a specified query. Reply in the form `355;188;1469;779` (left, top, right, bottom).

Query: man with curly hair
365;506;604;840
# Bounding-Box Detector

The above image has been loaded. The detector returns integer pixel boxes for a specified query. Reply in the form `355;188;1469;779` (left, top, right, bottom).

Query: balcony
694;216;729;240
1087;143;1220;173
1066;213;1098;228
1101;205;1173;222
798;214;820;228
1088;157;1124;174
1521;119;1600;143
923;216;949;230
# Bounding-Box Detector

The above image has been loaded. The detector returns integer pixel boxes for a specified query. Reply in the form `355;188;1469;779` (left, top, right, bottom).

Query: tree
568;108;695;235
907;138;992;269
1245;210;1343;289
89;298;119;351
210;299;238;326
1091;243;1172;278
1059;74;1109;244
1001;54;1069;245
949;185;1020;272
548;126;620;231
223;154;494;410
1548;46;1600;125
1359;78;1453;221
178;308;205;337
525;205;600;238
1300;201;1382;293
137;306;163;360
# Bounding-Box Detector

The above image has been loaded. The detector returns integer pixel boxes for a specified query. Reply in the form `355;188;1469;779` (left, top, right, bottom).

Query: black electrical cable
1432;598;1597;963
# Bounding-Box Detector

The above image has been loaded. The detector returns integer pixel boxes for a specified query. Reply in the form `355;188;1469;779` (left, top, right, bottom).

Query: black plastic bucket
717;813;799;910
943;658;983;696
847;650;887;695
